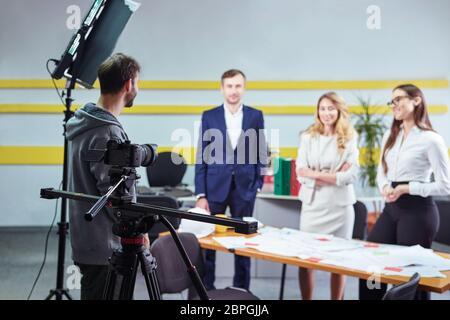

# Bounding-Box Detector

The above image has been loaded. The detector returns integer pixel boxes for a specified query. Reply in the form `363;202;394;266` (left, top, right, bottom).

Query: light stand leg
46;85;74;300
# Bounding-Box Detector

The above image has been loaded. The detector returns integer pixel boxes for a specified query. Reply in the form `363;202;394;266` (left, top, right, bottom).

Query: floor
0;228;449;300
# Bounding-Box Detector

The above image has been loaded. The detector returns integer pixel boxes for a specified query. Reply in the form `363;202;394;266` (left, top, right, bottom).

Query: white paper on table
319;248;382;271
393;245;450;270
178;207;215;238
381;265;447;278
254;245;301;257
212;236;248;249
225;226;450;279
362;245;450;270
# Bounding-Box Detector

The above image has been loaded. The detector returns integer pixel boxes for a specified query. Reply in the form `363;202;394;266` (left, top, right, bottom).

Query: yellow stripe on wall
1;146;449;165
0;79;448;90
0;146;63;165
0;104;80;113
0;104;448;115
247;79;449;90
0;146;196;165
125;105;213;114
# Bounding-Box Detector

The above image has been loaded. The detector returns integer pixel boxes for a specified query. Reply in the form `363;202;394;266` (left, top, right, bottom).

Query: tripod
102;214;209;300
40;184;257;300
89;168;209;300
103;224;161;300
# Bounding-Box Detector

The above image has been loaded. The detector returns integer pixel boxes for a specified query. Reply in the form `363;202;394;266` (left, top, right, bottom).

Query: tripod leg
102;265;118;300
137;249;161;300
103;250;139;300
45;290;54;300
46;289;74;301
62;290;73;300
159;216;210;300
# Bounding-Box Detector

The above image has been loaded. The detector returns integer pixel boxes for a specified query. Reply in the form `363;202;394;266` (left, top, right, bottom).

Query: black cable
27;181;62;300
46;59;66;106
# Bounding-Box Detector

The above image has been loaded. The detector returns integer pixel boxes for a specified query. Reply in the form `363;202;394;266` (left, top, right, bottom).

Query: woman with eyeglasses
296;92;359;300
359;84;450;300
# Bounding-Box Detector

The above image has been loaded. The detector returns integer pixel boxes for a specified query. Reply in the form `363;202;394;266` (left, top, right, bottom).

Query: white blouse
296;133;359;206
376;126;450;197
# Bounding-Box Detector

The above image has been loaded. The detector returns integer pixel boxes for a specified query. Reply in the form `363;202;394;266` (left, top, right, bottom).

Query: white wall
1;0;449;225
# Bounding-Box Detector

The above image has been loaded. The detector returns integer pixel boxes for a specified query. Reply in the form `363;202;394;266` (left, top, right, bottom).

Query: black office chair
382;273;421;300
136;195;181;242
147;151;187;187
142;151;193;198
434;199;450;245
151;232;259;300
353;201;368;240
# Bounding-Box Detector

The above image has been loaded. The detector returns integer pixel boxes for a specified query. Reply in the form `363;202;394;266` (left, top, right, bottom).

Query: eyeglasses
387;95;410;107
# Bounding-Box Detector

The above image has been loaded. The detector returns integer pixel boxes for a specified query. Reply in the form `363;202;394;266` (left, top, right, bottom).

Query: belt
389;181;434;206
391;181;409;188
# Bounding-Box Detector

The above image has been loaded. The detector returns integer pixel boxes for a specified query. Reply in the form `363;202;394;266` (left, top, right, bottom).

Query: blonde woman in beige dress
296;92;359;300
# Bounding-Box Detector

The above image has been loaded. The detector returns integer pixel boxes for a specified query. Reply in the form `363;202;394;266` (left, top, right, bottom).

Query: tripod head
84;138;157;221
89;165;161;239
84;165;139;222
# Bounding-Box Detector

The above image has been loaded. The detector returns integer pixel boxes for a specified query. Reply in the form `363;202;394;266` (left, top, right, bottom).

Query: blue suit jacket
195;105;267;202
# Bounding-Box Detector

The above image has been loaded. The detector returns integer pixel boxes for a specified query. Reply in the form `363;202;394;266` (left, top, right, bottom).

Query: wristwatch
195;194;206;201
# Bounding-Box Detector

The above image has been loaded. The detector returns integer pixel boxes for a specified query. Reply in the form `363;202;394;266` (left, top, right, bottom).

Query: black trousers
359;184;440;300
76;263;109;300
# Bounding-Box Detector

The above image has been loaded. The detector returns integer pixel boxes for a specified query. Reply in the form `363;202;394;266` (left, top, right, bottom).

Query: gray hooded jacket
66;103;131;265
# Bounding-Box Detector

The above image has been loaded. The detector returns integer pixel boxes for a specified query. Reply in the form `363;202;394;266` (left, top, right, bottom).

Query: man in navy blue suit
195;69;267;290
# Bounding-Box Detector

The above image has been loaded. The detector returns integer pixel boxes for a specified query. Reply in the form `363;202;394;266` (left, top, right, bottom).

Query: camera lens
139;144;158;166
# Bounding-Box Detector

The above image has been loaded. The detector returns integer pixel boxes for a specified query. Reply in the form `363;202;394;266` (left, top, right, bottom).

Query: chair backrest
150;232;204;294
146;152;187;187
434;199;450;245
352;201;368;240
382;273;420;300
136;195;181;241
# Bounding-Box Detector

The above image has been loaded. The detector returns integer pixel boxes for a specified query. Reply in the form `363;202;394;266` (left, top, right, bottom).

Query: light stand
45;0;139;299
44;83;75;300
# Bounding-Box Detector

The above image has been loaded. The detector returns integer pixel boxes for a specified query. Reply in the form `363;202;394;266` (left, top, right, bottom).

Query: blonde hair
306;92;355;154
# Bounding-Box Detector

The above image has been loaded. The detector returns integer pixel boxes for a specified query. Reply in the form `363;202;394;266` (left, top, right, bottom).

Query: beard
125;91;137;108
226;96;240;105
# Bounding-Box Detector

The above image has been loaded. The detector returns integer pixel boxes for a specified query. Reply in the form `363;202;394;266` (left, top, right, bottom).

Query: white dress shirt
195;104;244;200
224;104;243;150
377;125;450;197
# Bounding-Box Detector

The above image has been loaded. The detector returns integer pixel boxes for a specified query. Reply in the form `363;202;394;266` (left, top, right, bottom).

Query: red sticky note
316;237;330;242
306;257;322;263
245;242;259;246
364;243;380;248
384;267;403;272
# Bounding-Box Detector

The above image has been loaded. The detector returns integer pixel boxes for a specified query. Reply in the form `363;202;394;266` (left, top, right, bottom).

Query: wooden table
198;230;450;294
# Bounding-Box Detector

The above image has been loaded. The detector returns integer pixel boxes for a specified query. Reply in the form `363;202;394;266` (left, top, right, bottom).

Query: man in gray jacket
66;53;147;300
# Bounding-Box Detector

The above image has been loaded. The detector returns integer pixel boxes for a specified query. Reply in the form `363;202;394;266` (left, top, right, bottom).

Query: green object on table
274;157;291;195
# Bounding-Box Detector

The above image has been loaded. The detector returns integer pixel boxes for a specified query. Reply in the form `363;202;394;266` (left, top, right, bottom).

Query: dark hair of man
97;53;141;95
221;69;246;84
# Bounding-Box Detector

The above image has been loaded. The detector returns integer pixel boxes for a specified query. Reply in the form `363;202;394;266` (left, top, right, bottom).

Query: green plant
353;97;388;188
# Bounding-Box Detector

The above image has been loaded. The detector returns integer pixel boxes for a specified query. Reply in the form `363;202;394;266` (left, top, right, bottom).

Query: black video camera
104;140;157;168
